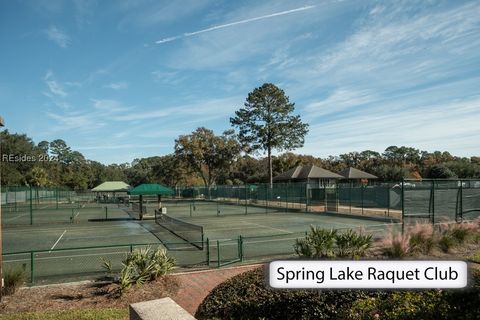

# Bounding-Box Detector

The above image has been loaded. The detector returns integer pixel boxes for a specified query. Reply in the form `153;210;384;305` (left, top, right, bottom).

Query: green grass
0;308;128;320
470;250;480;263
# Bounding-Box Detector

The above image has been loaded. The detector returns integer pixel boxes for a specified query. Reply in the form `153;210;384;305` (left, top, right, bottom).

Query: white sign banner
269;260;468;289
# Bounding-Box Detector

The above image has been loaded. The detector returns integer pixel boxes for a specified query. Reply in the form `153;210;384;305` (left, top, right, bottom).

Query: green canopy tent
128;184;174;219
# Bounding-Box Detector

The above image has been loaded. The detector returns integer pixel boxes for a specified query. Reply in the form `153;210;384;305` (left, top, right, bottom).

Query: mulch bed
0;276;179;315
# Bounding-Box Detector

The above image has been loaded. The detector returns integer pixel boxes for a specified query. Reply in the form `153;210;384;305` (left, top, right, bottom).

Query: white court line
5;213;28;222
3;224;142;233
5;251;134;263
243;221;293;234
245;236;300;245
49;230;66;253
206;225;279;233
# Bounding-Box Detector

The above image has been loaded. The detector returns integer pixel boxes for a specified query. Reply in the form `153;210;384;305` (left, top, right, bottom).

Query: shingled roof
273;165;344;181
337;167;378;179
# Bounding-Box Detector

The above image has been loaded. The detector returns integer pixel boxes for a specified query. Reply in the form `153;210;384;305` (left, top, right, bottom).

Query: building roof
337;167;378;179
91;181;131;192
273;165;344;181
128;183;174;196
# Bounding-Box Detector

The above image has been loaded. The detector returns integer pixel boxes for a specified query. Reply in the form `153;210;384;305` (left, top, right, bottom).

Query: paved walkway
170;264;262;315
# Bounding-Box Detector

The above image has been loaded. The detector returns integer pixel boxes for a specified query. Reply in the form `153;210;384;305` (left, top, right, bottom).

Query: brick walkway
170;264;262;315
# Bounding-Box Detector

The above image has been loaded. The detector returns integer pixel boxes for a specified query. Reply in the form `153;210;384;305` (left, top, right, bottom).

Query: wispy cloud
305;89;377;119
112;96;242;121
76;143;167;150
45;25;70;48
44;70;67;97
92;99;131;112
155;5;316;44
105;81;128;90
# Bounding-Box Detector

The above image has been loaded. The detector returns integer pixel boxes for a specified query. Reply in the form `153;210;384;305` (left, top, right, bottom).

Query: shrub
449;224;471;244
343;290;448;320
381;232;411;258
3;267;26;295
336;229;373;259
438;234;456;253
294;226;337;258
408;223;435;255
443;268;480;319
102;246;175;294
195;267;373;320
294;227;372;259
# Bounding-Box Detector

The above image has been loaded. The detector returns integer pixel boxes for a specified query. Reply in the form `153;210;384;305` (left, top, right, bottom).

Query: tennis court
3;199;399;284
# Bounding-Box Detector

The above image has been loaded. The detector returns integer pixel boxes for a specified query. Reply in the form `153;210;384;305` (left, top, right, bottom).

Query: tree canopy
174;127;241;188
230;83;309;185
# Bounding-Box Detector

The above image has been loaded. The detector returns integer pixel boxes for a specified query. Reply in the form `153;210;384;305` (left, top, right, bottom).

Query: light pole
0;116;4;300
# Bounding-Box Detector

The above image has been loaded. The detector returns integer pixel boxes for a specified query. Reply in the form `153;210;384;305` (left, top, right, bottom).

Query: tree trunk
268;147;273;188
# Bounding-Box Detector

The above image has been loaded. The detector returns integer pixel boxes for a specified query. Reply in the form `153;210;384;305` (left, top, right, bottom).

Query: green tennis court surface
3;201;400;285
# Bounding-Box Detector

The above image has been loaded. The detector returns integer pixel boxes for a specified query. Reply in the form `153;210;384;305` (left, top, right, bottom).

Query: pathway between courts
170;264;262;315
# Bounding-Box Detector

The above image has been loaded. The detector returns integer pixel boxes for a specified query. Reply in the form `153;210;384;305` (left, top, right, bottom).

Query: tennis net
154;209;204;250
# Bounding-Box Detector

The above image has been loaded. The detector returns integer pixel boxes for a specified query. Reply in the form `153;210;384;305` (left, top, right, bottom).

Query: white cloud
45;25;70;48
155;5;316;44
305;89;377;118
105;82;129;90
92;99;131;112
112;96;242;121
299;94;480;158
44;70;67;97
75;143;166;150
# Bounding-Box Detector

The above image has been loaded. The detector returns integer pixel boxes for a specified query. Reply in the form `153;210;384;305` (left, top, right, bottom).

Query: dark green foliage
175;127;241;188
443;269;480;320
427;164;457;179
197;268;480;320
294;226;337;258
346;270;480;320
409;233;435;255
344;290;449;320
102;246;175;294
448;224;471;244
230;83;309;184
195;267;373;320
335;230;373;259
295;227;373;259
3;267;26;295
438;234;456;253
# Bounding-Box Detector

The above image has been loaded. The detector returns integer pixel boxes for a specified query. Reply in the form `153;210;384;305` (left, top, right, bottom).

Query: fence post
217;240;221;268
305;184;309;212
245;186;248;215
349;183;352;213
29;186;33;225
361;185;364;215
401;180;405;235
239;236;243;261
206;238;210;266
431;180;435;225
30;251;35;284
387;184;390;217
265;185;269;214
130;245;133;253
459;180;463;222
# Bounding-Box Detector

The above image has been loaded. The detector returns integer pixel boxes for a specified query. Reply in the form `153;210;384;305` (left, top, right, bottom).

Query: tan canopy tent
91;181;131;203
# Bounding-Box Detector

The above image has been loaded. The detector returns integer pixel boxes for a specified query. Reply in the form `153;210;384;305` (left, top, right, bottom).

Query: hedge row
196;267;480;320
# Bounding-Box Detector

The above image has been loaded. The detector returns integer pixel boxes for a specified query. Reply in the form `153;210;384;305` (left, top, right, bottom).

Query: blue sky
1;0;479;164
